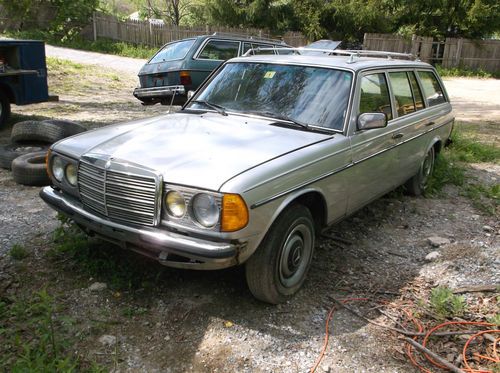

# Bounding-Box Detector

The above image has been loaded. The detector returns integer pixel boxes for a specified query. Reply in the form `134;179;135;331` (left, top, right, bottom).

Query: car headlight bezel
191;193;220;228
164;190;187;218
52;156;64;182
65;163;78;186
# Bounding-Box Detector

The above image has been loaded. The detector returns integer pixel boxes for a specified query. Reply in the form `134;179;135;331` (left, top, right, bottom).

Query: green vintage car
133;33;289;105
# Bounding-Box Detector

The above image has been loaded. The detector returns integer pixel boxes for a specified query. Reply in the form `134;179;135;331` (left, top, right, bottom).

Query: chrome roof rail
242;47;417;61
211;32;286;45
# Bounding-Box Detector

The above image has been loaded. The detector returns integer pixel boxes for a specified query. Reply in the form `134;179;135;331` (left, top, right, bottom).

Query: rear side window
388;72;415;117
418;71;446;107
359;73;392;120
198;40;239;60
243;42;275;55
150;39;195;63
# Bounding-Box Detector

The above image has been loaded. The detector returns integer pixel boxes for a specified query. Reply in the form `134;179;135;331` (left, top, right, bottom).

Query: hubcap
420;150;433;189
278;223;313;288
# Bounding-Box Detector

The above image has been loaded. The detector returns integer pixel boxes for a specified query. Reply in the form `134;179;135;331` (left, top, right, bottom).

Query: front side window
359;73;392;120
198;40;240;60
149;39;195;63
418;71;446;107
188;62;353;130
389;72;416;117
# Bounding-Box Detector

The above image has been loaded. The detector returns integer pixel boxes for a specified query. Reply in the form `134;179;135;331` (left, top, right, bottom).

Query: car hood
53;112;331;191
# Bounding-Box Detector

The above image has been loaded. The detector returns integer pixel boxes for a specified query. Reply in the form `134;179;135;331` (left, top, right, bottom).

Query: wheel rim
419;149;434;190
278;222;313;289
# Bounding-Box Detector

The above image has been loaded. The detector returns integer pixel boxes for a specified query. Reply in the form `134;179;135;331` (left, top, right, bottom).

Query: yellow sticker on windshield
264;71;276;79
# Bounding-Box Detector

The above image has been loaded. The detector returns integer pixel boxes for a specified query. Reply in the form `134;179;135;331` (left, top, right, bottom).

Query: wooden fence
363;33;500;73
90;12;308;48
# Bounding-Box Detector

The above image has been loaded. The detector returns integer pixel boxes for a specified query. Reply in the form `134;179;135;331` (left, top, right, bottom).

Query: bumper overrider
40;186;242;270
133;85;186;99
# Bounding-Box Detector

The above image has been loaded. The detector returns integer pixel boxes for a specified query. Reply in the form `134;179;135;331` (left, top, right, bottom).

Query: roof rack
211;32;286;45
242;47;417;62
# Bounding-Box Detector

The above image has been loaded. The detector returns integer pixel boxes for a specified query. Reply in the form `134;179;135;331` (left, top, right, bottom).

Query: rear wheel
0;90;11;127
406;146;435;196
245;204;315;304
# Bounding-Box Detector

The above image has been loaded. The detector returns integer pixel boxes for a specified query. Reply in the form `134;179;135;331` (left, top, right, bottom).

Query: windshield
149;39;195;63
187;62;353;130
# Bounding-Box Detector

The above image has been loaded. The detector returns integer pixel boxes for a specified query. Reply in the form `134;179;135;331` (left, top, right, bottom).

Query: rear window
150;39;195;63
389;72;416;117
418;71;446;107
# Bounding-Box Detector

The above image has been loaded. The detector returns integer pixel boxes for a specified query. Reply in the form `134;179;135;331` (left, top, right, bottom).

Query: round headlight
192;193;219;227
165;191;186;218
65;163;77;186
52;156;64;182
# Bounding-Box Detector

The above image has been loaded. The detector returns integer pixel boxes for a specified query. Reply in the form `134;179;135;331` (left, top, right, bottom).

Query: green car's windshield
150;39;195;63
187;62;353;130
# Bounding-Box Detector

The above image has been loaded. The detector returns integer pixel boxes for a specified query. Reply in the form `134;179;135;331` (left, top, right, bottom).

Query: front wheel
245;204;315;304
406;146;435;196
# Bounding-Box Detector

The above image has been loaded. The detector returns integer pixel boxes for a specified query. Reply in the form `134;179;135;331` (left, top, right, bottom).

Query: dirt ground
0;54;498;372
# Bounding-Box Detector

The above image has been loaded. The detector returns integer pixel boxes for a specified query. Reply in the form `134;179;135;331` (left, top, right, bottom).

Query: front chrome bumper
40;186;240;269
133;85;186;99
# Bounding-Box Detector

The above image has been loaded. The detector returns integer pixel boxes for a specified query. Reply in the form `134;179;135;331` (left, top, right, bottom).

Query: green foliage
488;313;500;326
429;286;467;319
2;0;99;40
435;65;498;79
464;184;499;215
448;131;500;163
426;152;465;195
0;289;83;371
9;244;29;260
49;215;164;291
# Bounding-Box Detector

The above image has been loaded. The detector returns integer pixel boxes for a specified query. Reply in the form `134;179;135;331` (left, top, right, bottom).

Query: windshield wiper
256;111;310;130
191;100;228;116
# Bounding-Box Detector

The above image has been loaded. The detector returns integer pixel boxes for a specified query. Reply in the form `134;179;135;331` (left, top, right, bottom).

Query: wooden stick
403;337;466;373
452;285;498;294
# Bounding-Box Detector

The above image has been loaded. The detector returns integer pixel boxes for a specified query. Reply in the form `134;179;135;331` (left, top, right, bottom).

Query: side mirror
187;90;195;100
357;112;387;131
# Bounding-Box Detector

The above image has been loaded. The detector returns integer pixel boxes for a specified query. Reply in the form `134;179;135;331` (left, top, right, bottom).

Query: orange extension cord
310;298;500;373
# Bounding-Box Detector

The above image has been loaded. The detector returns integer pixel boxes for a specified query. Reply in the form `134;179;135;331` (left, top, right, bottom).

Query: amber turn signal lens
221;194;249;232
45;149;52;179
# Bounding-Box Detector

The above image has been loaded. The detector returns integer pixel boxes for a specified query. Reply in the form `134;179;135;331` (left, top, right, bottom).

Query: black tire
0;90;11;128
405;146;435;196
11;151;50;186
0;143;48;170
11;120;66;144
42;119;86;137
245;204;315;304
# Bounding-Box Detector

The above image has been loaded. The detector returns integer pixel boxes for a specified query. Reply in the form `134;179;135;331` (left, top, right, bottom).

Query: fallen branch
403;337;465;373
452;285;498;294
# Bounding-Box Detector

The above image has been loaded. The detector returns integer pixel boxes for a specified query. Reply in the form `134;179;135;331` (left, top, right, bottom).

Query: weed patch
436;64;499;79
9;244;29;260
429;286;467;319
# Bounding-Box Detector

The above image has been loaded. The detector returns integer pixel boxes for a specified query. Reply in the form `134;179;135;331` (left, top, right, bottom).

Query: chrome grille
78;161;158;226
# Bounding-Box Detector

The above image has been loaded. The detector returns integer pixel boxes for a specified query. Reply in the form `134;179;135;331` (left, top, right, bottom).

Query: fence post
455;38;463;67
92;12;97;41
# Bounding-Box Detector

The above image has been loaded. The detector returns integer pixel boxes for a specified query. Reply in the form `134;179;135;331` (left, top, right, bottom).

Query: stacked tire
0;120;86;186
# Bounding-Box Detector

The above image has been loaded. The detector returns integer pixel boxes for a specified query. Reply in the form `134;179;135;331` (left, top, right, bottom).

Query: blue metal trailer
0;39;51;126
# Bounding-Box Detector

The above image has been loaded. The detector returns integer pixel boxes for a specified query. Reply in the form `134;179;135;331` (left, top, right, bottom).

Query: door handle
392;133;404;139
425;121;435;127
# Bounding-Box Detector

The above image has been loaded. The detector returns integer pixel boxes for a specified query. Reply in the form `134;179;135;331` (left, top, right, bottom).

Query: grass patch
429;286;467;319
0;289;103;371
464;184;499;215
448;130;500;163
436;64;499;79
2;30;157;59
49;214;165;291
9;244;29;260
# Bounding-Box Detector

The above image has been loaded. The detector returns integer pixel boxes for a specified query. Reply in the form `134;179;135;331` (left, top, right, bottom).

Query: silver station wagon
41;49;454;304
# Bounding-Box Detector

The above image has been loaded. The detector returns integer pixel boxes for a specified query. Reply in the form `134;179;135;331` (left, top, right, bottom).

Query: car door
346;71;400;214
386;70;431;185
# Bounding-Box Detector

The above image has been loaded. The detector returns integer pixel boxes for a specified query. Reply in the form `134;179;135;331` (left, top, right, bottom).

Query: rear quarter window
418;71;446;107
198;40;240;60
